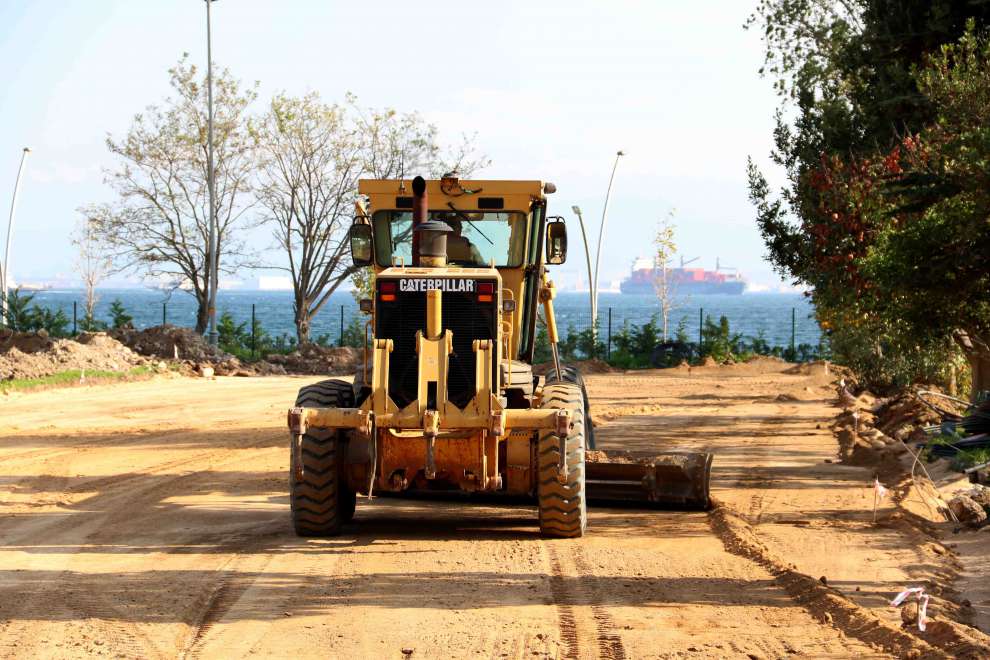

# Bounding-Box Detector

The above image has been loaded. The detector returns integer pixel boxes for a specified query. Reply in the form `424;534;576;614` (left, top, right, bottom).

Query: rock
948;495;987;527
901;600;919;625
199;365;215;379
966;485;990;508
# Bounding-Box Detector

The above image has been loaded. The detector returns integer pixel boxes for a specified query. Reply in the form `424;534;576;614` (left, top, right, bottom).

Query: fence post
73;301;77;335
607;307;612;361
251;303;256;358
162;302;167;327
339;305;344;347
698;307;703;352
791;307;796;357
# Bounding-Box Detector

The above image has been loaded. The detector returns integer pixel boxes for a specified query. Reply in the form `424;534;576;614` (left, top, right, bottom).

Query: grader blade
585;450;713;509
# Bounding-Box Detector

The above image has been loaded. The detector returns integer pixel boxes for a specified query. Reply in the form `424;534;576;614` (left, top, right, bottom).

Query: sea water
29;288;820;348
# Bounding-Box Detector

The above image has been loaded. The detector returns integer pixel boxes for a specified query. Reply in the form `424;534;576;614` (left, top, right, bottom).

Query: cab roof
358;179;548;214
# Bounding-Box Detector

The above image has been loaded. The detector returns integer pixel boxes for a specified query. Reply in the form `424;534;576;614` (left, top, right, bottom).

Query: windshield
372;209;528;267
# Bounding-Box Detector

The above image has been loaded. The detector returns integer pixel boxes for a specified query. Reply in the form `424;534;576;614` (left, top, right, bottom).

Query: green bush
109;299;133;329
1;289;71;337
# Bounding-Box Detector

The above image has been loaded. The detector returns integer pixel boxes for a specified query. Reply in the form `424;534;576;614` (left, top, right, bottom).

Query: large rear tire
537;382;587;538
290;379;355;537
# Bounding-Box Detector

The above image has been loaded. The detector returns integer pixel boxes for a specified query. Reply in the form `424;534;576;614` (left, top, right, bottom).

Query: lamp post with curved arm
591;150;624;342
1;147;30;327
205;0;219;345
571;205;595;327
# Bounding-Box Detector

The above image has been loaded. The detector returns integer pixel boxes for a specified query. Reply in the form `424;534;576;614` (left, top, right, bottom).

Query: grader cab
286;174;712;538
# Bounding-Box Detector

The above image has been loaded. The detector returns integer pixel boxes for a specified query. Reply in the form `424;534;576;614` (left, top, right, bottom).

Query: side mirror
349;224;373;266
545;218;567;265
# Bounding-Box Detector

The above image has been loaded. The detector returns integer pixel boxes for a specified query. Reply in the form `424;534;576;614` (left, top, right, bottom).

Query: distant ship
620;256;746;295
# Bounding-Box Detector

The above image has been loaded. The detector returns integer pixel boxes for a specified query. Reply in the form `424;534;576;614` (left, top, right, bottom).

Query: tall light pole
1;147;31;327
205;0;219;345
591;150;624;338
571;205;595;327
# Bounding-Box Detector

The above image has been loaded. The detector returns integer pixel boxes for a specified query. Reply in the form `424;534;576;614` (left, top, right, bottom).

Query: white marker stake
872;478;888;523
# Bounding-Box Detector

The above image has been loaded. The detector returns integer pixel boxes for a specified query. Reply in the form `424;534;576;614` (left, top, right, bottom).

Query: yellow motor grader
286;174;712;538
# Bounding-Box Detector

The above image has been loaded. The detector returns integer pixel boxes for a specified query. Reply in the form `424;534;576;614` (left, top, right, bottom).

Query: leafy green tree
217;311;248;354
747;2;990;391
2;289;35;332
79;314;106;332
109;299;133;329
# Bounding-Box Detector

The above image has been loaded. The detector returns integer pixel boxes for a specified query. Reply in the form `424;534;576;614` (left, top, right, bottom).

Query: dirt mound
111;324;223;362
264;344;360;375
874;388;943;441
0;331;148;381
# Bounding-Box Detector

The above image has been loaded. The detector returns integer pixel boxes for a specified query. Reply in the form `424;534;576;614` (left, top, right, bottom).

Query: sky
0;0;789;291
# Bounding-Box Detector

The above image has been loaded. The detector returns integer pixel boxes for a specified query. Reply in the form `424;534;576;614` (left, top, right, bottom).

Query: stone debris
947;494;988;527
264;343;360;375
111;324;223;362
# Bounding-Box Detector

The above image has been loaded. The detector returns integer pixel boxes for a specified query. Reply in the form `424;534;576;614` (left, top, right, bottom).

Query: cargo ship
619;257;746;295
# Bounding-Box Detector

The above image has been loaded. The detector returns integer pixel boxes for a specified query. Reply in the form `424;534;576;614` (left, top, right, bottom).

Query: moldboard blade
585;450;713;509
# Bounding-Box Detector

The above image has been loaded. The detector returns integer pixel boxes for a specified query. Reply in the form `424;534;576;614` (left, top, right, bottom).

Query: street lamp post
205;0;219;345
591;150;624;340
1;147;31;327
571;205;595;329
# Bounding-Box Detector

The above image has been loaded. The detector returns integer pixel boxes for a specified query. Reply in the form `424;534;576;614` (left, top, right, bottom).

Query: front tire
290;379;355;537
537;382;587;538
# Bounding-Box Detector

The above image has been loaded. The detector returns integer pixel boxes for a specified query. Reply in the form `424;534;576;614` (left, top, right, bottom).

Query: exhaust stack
411;176;452;268
411;176;427;267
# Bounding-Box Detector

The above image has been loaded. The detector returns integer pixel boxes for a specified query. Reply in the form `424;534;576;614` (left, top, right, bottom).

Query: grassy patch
0;366;155;393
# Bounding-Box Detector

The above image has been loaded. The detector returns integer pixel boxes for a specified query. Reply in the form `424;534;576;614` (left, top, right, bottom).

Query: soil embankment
0;360;986;658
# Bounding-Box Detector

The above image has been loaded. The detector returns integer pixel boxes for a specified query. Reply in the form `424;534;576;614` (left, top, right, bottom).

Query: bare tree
349;95;489;180
256;92;362;344
652;211;678;340
258;92;489;343
71;215;114;329
90;55;259;334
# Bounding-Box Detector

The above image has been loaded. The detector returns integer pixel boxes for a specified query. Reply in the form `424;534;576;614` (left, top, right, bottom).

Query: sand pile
0;330;149;380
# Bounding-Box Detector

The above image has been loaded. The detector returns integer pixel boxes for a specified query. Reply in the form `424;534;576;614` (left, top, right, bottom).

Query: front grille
376;282;497;409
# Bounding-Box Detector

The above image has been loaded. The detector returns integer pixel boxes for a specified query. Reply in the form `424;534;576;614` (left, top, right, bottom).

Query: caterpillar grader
286;174;712;538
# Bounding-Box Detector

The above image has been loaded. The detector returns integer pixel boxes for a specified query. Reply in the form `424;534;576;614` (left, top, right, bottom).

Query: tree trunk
85;284;97;320
955;331;990;401
296;312;311;345
972;355;990;401
195;295;209;335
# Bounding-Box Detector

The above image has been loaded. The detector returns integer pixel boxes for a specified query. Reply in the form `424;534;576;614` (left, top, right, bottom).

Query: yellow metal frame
289;177;572;495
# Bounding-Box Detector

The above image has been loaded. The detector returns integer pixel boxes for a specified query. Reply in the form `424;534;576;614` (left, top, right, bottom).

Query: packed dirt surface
1;360;988;658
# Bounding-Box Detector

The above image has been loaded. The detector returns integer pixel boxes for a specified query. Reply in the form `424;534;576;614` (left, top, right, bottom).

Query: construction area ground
1;359;989;659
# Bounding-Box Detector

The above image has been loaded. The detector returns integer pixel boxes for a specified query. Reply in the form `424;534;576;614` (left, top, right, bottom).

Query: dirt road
0;362;982;658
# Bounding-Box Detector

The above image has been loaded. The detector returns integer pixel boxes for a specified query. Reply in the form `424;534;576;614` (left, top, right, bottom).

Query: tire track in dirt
1;439;284;659
545;543;581;658
0;428;202;467
544;542;626;660
178;543;277;660
708;502;954;659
